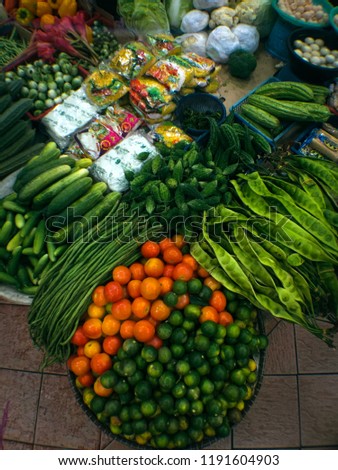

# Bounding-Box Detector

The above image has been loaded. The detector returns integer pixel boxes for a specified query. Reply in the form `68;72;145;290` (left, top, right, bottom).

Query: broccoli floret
228;49;257;79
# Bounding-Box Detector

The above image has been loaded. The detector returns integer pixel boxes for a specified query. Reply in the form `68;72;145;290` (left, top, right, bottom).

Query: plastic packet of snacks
84;68;130;108
145;33;182;57
109;41;157;81
72;104;142;160
90;130;160;192
149;121;193;148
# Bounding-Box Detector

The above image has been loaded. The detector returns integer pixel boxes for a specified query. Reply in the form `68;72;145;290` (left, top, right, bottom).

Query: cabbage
117;0;170;36
165;0;194;29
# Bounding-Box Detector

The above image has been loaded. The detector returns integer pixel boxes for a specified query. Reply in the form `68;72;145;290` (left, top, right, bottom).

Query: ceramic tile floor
1;302;338;451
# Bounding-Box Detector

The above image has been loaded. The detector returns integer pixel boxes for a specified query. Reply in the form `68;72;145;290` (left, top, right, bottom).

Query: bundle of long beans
0;29;27;69
191;155;338;347
28;203;162;368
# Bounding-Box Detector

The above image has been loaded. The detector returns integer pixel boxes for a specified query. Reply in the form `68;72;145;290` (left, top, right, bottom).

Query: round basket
272;0;332;29
330;7;338;34
68;314;266;450
174;92;226;138
287;28;338;83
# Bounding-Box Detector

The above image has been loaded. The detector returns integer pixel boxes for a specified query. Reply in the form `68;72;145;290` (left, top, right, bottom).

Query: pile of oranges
68;235;234;393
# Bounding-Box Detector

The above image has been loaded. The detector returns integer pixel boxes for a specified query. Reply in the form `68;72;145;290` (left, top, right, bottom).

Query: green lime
249;336;260;353
194;334;210;352
247;371;258;384
190;415;204;429
176;359;190;376
114;379;130;395
141;345;158;362
200;378;215;395
167;417;180;434
100;370;118;389
119;405;130;422
236;305;252;323
178;415;189;431
223;289;236;302
173;280;188;295
122;338;141;357
210;364;229;382
197;360;210;376
186;386;200;401
120;358;137;377
141;399;157;417
159;371;176;391
224;384;240;402
223;358;236;371
163;291;178;307
217;421;231;437
127;369;144;386
184;304;201;321
226;323;241;339
235;343;250;360
134;380;153;400
109;424;122;435
156;322;173;340
90;395;107;414
175;398;190;415
188;351;204;368
227;300;239;314
206;399;222;416
227;408;242;424
215;323;227;341
153;413;169;433
133;418;147;434
135;355;147;370
239;328;253;344
104;398;120;416
183;370;200;387
154;433;169;449
190;399;204;416
171;327;188;344
117;348;128;361
129;403;142;420
182;319;196;331
230;369;247;386
207;414;223;428
200;320;218;338
147;361;164;378
199;285;213;302
258;334;269;350
158;346;172;364
158;393;175;413
173;430;190;449
120;390;133;405
206;342;220;358
170;343;185;358
220;344;235;361
172;382;187;398
184;336;195;351
168;310;184;326
121;422;133;436
188;278;203;294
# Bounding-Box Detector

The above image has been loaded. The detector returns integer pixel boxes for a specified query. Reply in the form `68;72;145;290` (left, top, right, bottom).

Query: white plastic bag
232;23;260;54
206;26;240;63
193;0;228;10
180;9;210;32
175;32;208;56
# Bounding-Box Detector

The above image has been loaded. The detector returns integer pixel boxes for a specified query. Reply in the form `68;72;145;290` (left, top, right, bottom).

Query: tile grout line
31;371;44;449
293;325;303;450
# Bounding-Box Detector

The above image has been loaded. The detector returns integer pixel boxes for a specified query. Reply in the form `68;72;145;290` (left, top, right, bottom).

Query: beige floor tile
264;322;297;375
3;440;33;449
295;326;338;374
299;375;338;447
203;434;232;450
0;369;41;443
0;305;43;372
102;439;139;450
260;311;279;336
34;374;101;450
233;376;300;449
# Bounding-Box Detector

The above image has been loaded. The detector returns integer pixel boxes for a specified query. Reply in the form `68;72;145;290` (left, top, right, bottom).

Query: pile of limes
69;235;268;449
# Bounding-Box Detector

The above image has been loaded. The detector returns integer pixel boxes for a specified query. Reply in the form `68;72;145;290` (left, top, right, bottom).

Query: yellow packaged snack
85;70;130;108
146;33;182;57
110;42;157;80
151;121;193;148
180;52;217;78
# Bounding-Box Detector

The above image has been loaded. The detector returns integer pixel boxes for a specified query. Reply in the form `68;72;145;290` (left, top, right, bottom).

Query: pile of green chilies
28;203;162;368
191;155;338;347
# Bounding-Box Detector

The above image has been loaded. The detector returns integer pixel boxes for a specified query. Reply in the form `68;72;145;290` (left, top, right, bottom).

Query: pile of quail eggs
278;0;329;24
293;36;338;68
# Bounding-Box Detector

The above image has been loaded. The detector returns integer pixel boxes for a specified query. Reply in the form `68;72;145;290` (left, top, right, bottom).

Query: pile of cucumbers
0;78;45;179
0;142;121;294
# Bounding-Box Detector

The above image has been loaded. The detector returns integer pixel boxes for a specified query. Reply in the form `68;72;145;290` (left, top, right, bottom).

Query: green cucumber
0;270;19;287
0;98;33;133
33;219;46;255
0;94;12;114
0;128;36;162
45;176;93;217
0;220;14;246
7;246;22;276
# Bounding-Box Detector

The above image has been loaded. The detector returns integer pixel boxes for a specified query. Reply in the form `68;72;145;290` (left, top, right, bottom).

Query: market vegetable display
3;53;84;116
68;237;268;449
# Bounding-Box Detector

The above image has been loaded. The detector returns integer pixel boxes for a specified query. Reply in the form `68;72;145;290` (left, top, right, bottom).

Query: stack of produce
236;81;331;139
14;0;79;27
0;142;121;294
0;26;28;69
3;53;85;116
67;237;268;449
0;78;44;178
